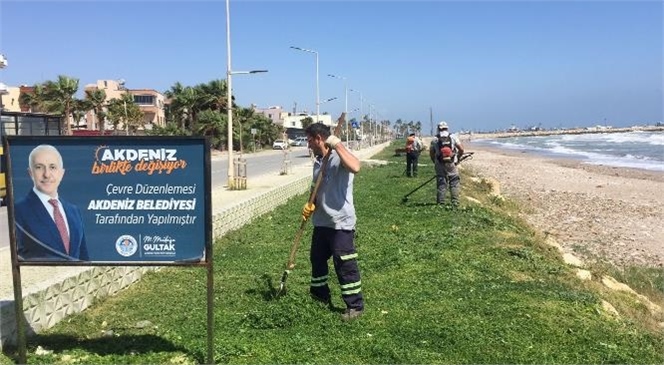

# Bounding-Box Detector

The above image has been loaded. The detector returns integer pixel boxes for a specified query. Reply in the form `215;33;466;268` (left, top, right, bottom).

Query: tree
300;116;314;130
70;99;91;131
106;93;144;135
41;75;80;135
19;84;48;113
85;89;107;133
164;82;202;131
250;112;281;148
195;109;226;149
198;79;230;113
148;122;190;137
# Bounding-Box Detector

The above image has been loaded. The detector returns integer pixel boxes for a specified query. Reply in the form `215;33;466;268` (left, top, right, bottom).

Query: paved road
0;147;313;250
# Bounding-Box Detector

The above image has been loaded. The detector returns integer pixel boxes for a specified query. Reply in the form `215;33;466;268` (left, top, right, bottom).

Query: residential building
84;79;166;132
0;85;21;112
253;104;334;131
253;105;288;126
282;113;333;129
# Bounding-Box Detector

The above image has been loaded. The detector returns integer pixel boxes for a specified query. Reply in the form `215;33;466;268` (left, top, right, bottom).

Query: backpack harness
405;136;420;154
436;134;455;163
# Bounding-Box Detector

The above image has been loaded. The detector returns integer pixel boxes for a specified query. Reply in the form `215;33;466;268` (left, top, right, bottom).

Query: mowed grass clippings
2;142;662;364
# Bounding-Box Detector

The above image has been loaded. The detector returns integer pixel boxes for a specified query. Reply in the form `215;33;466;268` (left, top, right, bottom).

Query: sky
0;0;662;132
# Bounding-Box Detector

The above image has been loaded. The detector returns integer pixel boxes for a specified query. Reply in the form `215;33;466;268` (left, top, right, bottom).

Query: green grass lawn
2;143;662;364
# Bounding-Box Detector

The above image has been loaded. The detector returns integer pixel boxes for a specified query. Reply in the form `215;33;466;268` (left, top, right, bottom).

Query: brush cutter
401;152;475;203
276;113;346;297
457;152;474;164
401;175;437;203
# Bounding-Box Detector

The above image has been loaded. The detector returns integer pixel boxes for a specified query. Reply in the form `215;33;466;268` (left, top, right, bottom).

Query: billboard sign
4;136;211;264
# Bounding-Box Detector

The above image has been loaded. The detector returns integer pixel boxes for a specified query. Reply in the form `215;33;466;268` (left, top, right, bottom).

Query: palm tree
18;84;47;113
70;99;91;131
165;82;200;131
198;79;230;113
414;121;422;133
235;107;258;153
148;122;190;137
164;82;185;122
107;93;144;135
85;89;107;134
195;109;227;149
41;75;79;135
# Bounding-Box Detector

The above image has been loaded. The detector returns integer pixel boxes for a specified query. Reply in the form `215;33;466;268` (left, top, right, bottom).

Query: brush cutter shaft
403;175;437;200
401;152;474;203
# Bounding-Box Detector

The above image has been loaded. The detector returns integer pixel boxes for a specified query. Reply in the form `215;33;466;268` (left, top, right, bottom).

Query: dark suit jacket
15;190;89;261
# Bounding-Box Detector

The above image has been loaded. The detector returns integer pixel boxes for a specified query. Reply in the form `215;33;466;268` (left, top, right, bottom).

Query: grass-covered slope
2;145;662;364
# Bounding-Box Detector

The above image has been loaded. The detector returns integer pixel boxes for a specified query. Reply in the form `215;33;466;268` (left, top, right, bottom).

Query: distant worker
301;123;365;321
429;121;465;207
15;144;89;261
405;132;422;177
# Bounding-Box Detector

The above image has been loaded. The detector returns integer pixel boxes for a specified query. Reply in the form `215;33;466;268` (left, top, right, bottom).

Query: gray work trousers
436;173;460;206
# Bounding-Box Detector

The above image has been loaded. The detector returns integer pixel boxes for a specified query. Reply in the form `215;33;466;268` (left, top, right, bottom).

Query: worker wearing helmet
405;132;422;177
429;121;465;207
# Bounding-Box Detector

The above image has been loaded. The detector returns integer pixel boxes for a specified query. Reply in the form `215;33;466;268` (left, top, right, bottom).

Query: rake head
274;270;290;298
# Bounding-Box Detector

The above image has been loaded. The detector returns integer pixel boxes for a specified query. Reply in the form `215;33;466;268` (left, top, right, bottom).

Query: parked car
272;139;288;150
293;136;308;147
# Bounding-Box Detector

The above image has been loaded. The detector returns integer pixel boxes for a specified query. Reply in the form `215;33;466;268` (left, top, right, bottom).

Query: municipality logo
115;235;138;257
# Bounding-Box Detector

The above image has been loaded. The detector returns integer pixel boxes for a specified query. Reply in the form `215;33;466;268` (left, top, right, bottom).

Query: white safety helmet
438;121;448;130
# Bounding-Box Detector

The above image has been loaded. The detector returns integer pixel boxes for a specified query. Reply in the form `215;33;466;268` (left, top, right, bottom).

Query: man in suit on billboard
14;144;89;261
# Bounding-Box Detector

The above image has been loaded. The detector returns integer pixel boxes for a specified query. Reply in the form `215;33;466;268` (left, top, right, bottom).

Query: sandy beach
461;141;664;268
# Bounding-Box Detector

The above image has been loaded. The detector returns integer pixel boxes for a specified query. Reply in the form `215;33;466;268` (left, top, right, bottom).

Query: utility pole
430;107;433;136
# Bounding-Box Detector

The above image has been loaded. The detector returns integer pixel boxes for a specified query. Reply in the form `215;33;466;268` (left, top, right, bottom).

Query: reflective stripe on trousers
310;226;364;310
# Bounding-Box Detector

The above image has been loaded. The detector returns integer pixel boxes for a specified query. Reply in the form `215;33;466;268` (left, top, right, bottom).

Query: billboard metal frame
3;135;214;364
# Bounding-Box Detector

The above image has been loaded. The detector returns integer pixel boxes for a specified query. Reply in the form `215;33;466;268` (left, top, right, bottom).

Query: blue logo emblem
115;235;138;257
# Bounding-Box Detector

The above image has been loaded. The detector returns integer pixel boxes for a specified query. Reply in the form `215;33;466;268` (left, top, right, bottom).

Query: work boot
310;293;331;306
341;308;364;321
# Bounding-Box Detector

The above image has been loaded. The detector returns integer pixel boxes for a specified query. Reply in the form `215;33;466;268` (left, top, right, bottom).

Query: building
282;113;333;129
0;85;21;113
84;79;166;132
253;105;289;126
253;104;334;138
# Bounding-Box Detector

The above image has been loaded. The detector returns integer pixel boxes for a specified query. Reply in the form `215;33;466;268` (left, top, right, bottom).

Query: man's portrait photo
14;144;89;261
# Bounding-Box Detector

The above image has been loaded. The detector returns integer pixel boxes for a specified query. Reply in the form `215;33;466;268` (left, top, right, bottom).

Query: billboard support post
4;136;213;363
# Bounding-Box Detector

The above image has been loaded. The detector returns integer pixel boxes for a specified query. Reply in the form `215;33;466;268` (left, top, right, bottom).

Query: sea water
471;131;664;172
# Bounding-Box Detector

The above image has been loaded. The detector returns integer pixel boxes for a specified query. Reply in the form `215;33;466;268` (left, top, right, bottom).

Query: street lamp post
226;0;267;189
349;88;363;144
226;0;234;189
368;103;374;146
226;70;267;188
290;46;319;123
327;74;348;143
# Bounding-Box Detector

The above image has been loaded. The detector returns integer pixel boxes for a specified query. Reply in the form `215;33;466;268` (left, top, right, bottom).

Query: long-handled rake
276;113;346;297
